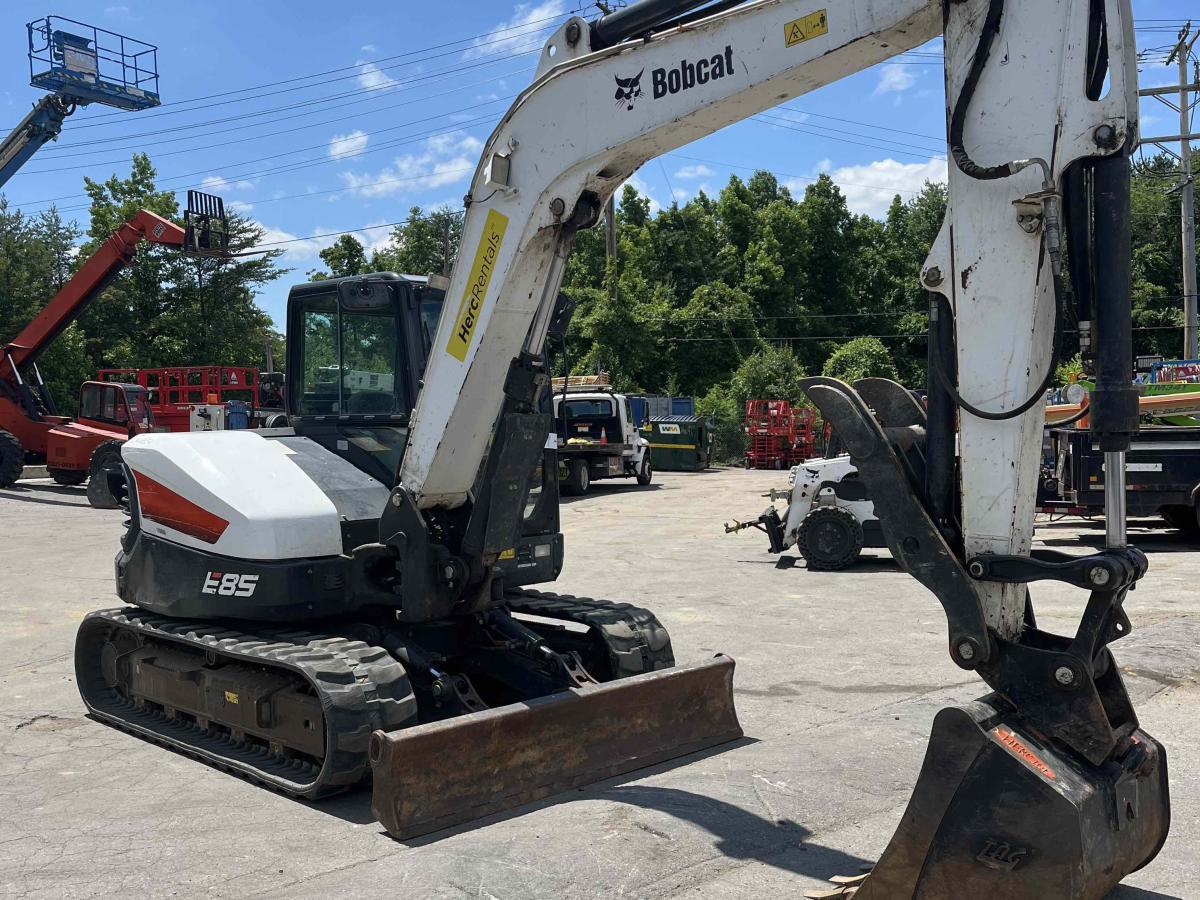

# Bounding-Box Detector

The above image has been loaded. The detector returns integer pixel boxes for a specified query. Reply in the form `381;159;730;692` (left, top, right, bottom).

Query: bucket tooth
370;655;741;839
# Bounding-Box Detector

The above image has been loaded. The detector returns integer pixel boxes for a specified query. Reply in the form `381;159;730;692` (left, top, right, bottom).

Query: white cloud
329;129;369;160
464;1;565;59
358;61;399;92
361;44;378;53
228;200;255;214
252;224;339;262
252;220;396;263
674;164;714;180
338;132;482;197
620;175;662;215
358;221;395;256
874;63;916;96
785;157;947;219
200;174;256;193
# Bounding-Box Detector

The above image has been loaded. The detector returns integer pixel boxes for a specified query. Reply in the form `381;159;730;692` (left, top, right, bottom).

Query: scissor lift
0;17;160;188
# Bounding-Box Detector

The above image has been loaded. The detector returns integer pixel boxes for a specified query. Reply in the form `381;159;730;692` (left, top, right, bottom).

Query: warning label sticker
447;209;508;361
783;9;828;48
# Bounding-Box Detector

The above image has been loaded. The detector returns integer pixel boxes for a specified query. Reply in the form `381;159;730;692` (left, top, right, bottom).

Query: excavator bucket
805;697;1170;900
370;655;741;839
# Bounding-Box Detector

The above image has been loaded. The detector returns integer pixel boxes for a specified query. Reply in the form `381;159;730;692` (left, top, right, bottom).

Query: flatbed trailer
1047;424;1200;532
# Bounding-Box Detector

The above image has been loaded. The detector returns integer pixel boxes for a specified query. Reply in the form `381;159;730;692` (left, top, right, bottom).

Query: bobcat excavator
75;0;1170;896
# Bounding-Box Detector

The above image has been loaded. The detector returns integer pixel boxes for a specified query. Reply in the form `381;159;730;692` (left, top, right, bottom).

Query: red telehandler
0;192;227;505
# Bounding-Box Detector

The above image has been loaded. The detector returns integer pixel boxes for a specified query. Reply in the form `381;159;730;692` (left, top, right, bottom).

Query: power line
12;106;505;211
34;57;536;162
61;13;571;127
21;94;515;178
42;41;544;150
752;115;944;162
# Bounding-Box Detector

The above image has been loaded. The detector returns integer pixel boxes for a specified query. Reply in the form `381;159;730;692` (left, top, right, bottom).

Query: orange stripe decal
991;726;1057;781
133;471;229;544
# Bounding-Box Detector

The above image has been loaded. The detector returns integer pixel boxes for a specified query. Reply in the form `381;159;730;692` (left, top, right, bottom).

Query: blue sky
1;1;1194;330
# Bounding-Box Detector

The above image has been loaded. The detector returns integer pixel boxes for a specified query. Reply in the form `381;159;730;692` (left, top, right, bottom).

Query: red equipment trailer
743;399;817;469
0;194;227;503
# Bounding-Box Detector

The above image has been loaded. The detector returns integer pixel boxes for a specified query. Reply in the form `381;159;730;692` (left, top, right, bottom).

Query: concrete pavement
0;468;1195;898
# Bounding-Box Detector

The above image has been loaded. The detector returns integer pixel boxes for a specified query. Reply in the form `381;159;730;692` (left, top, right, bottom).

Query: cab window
293;291;404;417
562;398;613;418
79;384;102;419
101;386;117;420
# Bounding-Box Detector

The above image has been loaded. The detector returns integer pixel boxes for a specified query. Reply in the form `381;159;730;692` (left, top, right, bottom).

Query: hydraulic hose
935;0;1064;421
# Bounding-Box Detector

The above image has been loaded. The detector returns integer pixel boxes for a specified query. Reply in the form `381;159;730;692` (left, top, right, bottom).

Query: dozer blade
370;654;741;839
818;696;1170;900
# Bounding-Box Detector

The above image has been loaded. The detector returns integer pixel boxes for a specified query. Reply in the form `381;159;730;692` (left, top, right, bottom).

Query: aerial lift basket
370;654;741;839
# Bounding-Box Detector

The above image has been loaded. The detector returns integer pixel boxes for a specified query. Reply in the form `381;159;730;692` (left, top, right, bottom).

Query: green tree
822;336;899;383
318;234;368;278
372;206;463;275
729;344;807;408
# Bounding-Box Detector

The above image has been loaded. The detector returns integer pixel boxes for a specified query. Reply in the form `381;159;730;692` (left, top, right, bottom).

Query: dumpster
647;415;711;471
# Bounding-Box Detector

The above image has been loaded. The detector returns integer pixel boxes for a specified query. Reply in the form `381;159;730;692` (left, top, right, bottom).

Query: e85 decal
202;571;259;597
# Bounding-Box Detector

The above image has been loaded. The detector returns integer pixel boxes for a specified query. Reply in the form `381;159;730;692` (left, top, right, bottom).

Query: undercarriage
76;589;740;832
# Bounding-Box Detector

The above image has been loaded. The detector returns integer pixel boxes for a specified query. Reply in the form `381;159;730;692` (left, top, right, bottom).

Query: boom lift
75;1;1169;894
0;193;228;501
1;18;160;189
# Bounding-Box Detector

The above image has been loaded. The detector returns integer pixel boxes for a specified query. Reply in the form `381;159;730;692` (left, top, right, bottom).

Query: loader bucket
370;654;742;839
808;696;1170;900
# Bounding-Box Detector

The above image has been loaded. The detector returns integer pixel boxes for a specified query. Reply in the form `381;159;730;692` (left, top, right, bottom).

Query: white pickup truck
552;389;652;495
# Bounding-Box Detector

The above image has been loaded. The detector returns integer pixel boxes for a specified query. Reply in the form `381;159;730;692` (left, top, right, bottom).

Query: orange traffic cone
599;427;608;444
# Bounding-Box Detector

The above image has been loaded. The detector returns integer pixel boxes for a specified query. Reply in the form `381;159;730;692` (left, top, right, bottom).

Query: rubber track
505;588;675;678
76;608;416;799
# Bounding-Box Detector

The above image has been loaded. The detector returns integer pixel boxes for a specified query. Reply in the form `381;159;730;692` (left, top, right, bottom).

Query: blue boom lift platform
0;16;160;188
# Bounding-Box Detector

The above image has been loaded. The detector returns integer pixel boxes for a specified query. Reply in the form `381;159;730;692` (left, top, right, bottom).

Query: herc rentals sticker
447;209;508;361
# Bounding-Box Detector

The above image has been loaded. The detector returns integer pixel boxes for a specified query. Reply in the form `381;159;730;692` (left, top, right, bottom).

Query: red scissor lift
743;399;817;469
97;365;258;432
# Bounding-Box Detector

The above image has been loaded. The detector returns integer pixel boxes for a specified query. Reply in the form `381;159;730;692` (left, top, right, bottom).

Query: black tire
262;412;289;428
636;453;653;486
564;458;590;496
48;467;88;486
797;505;864;571
86;440;125;509
1160;504;1200;534
0;429;22;489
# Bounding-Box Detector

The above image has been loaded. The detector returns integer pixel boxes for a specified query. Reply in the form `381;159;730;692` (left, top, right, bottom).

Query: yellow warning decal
224;691;239;705
783;9;828;47
498;548;515;560
447;208;509;361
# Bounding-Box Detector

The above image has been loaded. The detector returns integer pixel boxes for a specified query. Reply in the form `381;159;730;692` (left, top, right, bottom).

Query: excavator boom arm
401;0;942;508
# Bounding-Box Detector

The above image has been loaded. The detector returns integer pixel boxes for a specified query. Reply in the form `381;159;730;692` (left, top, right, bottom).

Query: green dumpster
647;415;711;471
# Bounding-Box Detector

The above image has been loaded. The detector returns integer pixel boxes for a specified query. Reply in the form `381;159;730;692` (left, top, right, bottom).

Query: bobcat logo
614;70;644;110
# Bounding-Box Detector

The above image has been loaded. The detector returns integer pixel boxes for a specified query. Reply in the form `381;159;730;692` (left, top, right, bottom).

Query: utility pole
604;194;617;265
1139;24;1200;357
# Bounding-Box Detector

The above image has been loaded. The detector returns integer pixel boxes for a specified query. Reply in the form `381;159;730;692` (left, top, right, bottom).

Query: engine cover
121;431;384;561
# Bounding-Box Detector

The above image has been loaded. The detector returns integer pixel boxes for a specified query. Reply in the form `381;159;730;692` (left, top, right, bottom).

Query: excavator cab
284;271;564;587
